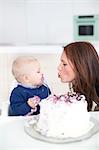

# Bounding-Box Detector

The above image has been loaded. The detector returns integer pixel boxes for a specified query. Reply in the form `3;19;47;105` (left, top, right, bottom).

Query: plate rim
24;117;99;144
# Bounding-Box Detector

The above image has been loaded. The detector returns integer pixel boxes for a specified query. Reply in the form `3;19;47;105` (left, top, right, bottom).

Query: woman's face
58;51;76;83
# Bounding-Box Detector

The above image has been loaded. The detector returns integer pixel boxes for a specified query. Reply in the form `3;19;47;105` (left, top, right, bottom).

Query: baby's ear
23;74;30;83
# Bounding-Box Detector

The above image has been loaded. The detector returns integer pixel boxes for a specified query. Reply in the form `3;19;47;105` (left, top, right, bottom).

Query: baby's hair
12;56;38;82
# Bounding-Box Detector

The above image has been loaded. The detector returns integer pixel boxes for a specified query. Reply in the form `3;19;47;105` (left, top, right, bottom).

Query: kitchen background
0;0;99;45
0;0;99;115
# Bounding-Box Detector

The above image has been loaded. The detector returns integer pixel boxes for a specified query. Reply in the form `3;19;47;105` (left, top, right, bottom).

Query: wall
72;0;99;15
0;0;99;45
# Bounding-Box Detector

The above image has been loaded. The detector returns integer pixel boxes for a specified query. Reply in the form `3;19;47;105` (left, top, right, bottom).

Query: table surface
0;112;99;150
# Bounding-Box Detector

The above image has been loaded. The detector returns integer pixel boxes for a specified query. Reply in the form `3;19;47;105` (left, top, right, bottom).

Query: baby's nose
41;73;44;77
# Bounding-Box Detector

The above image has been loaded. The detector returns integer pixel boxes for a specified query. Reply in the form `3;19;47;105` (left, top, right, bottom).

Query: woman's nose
57;64;62;71
57;65;59;70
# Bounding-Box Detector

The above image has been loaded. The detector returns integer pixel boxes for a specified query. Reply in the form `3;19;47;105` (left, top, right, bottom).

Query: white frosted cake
36;92;94;138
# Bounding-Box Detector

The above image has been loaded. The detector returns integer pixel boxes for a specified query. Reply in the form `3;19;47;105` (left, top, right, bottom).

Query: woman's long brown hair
63;41;99;111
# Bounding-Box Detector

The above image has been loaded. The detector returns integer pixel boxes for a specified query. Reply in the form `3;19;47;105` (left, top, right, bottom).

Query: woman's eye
63;63;67;66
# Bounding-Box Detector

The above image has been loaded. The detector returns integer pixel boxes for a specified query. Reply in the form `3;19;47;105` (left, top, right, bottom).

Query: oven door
74;21;96;41
78;25;93;36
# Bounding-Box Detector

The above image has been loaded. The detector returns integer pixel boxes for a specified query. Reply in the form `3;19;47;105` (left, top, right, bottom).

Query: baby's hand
27;96;41;109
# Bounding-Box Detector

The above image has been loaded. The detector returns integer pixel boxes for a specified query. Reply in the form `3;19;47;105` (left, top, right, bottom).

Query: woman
58;41;99;111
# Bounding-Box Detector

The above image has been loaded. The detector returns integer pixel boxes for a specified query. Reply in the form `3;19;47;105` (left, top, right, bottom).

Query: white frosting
36;93;94;138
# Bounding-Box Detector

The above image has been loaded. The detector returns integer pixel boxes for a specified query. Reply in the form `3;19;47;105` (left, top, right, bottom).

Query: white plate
24;117;99;144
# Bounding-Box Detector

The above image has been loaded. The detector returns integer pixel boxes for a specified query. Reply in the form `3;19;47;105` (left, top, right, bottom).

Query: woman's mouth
58;74;61;78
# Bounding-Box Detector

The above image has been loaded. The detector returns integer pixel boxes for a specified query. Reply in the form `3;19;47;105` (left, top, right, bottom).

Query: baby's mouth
41;76;44;81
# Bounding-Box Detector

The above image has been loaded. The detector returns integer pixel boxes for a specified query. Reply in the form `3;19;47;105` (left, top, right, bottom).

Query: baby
8;56;51;116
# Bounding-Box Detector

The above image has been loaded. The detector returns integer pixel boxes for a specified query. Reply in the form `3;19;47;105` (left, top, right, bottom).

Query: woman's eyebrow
61;59;64;62
61;59;66;63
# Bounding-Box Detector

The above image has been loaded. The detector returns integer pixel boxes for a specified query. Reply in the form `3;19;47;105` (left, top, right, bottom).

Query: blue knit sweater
8;84;51;116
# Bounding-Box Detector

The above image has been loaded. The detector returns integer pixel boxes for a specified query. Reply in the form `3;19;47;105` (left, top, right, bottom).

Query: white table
0;112;99;150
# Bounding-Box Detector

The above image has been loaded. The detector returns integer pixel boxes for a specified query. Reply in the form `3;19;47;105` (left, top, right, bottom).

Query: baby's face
25;61;44;86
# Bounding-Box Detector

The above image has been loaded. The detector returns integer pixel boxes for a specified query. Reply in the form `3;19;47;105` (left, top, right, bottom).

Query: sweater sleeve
9;90;31;116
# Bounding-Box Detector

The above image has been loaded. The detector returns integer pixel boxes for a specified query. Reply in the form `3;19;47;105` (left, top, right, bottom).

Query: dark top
96;83;99;97
8;84;51;116
94;83;99;111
